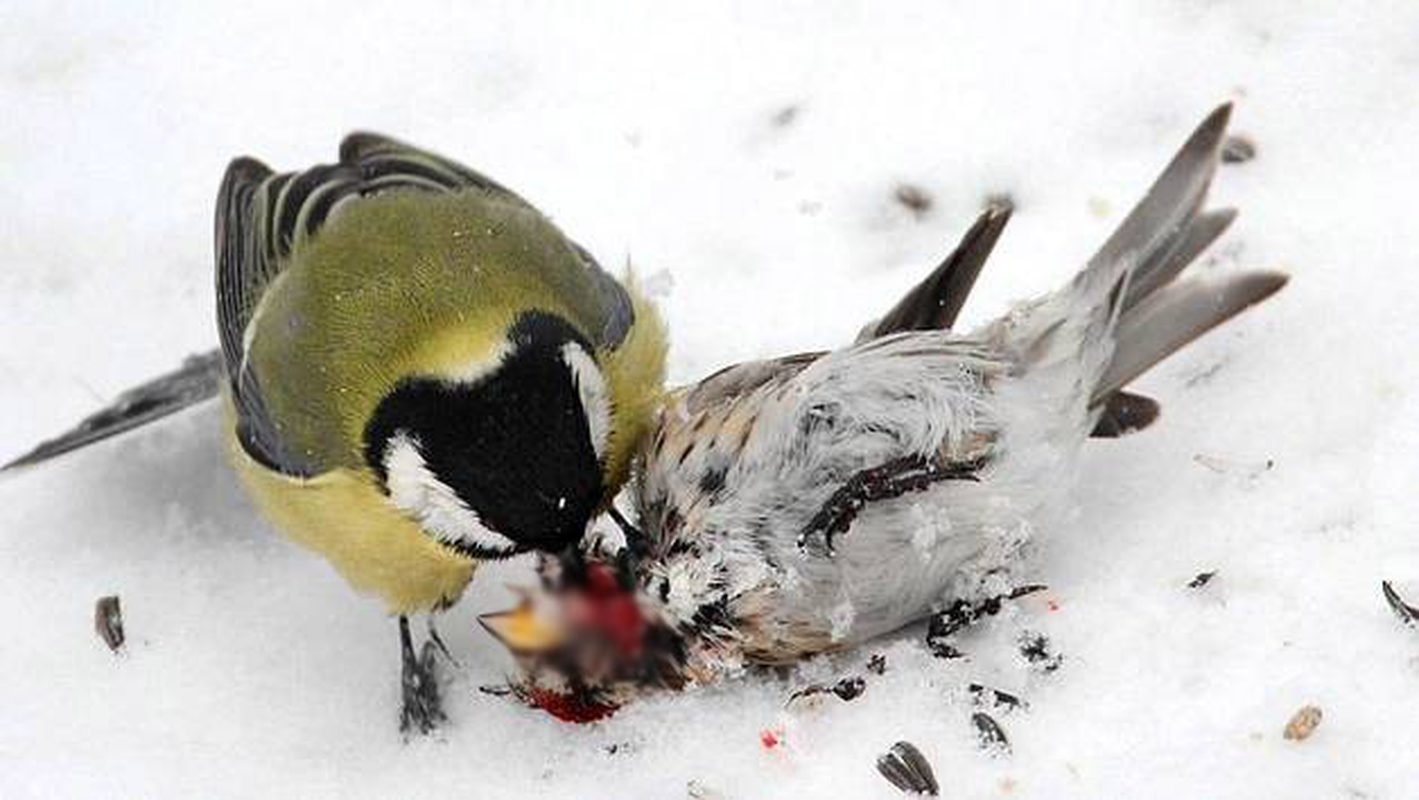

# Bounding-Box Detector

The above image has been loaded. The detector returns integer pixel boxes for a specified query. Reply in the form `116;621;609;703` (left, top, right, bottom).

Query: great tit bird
6;133;667;732
481;105;1286;720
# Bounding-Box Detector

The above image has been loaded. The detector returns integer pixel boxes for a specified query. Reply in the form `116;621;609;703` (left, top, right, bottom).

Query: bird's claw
799;455;987;557
926;585;1047;659
796;503;858;556
971;711;1011;755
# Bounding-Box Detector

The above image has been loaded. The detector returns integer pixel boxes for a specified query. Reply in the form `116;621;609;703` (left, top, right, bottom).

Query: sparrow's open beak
479;602;565;654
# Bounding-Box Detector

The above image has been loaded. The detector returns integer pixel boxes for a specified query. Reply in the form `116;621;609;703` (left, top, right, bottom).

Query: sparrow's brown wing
643;200;1015;506
648;352;824;475
679;352;823;415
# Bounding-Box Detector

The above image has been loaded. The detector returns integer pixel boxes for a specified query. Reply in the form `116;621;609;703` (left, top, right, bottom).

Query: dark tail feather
3;350;226;471
1092;271;1288;405
1076;105;1286;429
1075;104;1232;297
1090;391;1161;438
860;202;1012;341
1039;105;1234;440
1091;207;1236;436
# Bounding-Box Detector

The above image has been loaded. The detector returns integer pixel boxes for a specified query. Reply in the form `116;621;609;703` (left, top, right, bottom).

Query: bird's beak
479;602;565;654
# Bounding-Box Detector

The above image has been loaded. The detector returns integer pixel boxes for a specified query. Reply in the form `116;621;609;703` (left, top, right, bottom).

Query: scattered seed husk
1193;453;1274;477
1221;135;1257;164
928;639;966;660
1019;632;1062;673
876;741;939;796
833;676;867;701
968;683;1027;712
94;595;124;653
1187;571;1218;589
771;105;801;129
787;676;867;707
1381;581;1418;627
1283;705;1323;741
894;184;934;218
972;711;1011;756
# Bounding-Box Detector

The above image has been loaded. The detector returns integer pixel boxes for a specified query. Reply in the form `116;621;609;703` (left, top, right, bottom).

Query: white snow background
2;2;1417;797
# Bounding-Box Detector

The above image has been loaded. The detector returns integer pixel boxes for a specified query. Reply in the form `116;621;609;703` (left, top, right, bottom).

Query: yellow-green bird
5;134;667;732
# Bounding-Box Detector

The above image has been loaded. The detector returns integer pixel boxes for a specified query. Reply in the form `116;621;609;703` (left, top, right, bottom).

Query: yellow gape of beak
478;602;565;654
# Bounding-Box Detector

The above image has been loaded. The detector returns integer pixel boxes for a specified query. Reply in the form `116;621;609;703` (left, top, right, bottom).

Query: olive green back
248;190;616;472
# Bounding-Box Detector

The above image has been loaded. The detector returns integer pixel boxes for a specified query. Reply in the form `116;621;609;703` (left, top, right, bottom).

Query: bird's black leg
425;615;458;666
607;504;643;543
399;615;445;735
798;454;988;555
926;585;1046;659
606;503;651;559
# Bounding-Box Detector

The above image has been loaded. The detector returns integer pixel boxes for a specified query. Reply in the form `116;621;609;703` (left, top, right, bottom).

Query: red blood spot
1047;600;1061;612
760;730;780;749
528;688;619;724
575;564;648;658
585;563;623;595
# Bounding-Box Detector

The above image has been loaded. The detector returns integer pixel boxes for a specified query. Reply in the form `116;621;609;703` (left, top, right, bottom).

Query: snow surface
2;2;1418;797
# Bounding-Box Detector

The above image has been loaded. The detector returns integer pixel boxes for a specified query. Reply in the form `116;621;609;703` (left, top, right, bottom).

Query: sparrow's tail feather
1004;103;1286;439
1077;106;1286;406
1072;103;1232;302
1091;270;1287;404
1123;207;1236;313
1090;391;1161;437
1010;105;1235;393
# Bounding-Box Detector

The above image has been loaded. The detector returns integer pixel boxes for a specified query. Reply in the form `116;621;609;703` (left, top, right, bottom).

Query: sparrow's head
364;311;612;560
481;555;687;722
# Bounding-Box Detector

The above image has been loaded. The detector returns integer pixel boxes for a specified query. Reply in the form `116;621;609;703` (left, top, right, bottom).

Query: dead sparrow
484;105;1285;720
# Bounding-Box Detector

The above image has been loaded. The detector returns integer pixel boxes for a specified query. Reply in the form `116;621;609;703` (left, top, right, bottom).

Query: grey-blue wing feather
2;350;226;470
214;156;315;475
571;242;635;349
861;202;1012;341
8;133;637;475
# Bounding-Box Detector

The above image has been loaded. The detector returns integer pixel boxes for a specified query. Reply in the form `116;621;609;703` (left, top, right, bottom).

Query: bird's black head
364;311;611;559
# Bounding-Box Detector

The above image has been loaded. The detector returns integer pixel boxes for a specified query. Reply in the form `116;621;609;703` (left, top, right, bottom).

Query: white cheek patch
382;432;519;555
561;343;611;460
